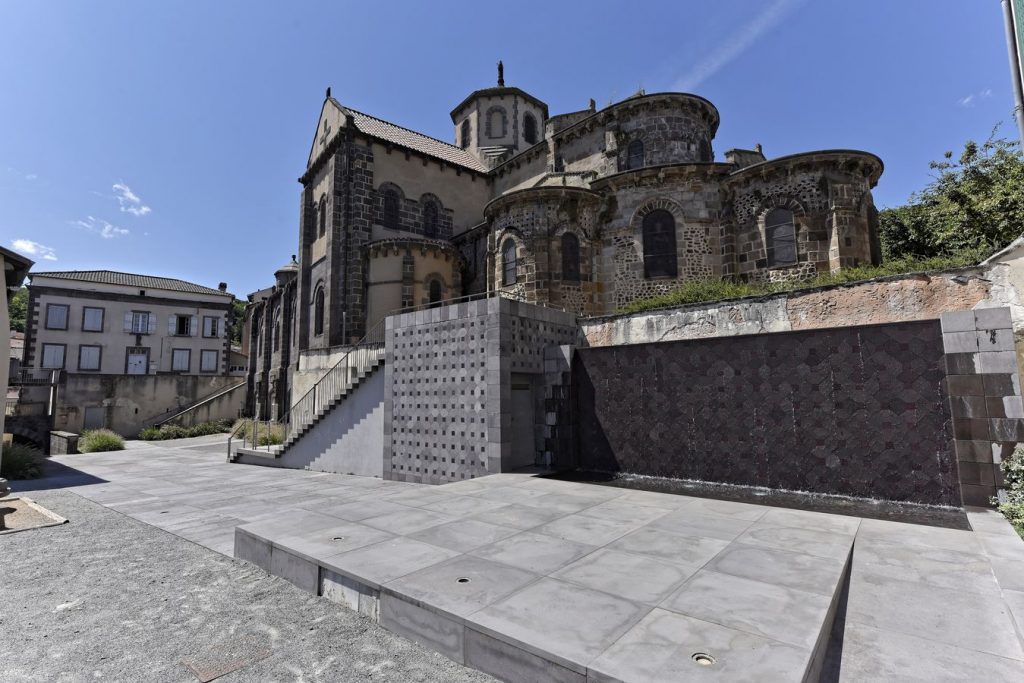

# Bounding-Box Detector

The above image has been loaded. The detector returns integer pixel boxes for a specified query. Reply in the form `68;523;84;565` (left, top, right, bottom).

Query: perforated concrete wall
384;297;576;484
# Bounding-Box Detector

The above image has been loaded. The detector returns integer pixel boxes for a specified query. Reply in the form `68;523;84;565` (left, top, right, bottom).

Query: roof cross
319;120;332;148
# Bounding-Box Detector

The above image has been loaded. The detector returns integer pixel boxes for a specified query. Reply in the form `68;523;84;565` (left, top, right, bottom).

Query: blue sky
0;1;1014;296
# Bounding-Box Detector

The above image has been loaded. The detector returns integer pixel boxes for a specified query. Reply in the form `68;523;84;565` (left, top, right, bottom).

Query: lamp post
1003;0;1024;145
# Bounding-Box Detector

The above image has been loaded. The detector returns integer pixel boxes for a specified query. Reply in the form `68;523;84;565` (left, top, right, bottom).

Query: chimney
218;282;227;292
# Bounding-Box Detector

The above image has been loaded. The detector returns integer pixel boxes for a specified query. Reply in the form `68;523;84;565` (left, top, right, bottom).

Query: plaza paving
21;437;1024;682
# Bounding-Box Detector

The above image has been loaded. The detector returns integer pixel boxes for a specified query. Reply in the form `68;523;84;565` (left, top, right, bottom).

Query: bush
137;419;234;441
996;444;1024;539
79;429;125;453
234;420;285;446
1;443;44;479
617;249;989;314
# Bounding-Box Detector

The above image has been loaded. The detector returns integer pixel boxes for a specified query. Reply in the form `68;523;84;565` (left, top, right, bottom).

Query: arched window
423;202;438;238
428;279;443;307
317;195;327;238
382;189;400;229
272;305;280;351
524;113;538;145
642;209;677;278
460;119;471;149
486;107;507;139
626;139;644;170
765;208;797;267
561;233;580;282
313;286;325;336
501;238;518;286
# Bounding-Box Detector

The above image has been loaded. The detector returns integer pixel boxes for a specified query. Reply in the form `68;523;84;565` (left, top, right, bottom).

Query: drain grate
181;635;271;682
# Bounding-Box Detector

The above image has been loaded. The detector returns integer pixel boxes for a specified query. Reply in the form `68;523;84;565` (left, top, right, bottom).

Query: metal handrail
284;319;387;442
226;418;248;461
386;288;537;317
154;381;246;429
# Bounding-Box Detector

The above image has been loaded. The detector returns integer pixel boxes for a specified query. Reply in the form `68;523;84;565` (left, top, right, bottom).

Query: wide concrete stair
234;475;865;682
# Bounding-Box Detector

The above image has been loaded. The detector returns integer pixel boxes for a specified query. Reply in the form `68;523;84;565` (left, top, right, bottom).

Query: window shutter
148;314;156;334
191;315;198;336
124;312;133;332
168;315;176;334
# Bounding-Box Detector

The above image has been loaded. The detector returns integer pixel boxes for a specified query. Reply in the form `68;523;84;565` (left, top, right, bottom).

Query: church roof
332;98;489;173
449;87;549;121
30;270;232;297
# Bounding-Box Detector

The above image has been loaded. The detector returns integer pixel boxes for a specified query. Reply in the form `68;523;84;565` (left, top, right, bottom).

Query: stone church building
246;65;884;419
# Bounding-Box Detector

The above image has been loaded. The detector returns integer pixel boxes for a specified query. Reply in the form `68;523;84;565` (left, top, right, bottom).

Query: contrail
674;0;808;92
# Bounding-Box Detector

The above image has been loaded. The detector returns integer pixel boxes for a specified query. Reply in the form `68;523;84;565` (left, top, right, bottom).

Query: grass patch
1;443;45;480
234;420;285;446
79;429;126;453
138;419;234;441
617;250;988;315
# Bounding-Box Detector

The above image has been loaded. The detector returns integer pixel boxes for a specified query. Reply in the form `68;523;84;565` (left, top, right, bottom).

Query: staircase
229;321;385;463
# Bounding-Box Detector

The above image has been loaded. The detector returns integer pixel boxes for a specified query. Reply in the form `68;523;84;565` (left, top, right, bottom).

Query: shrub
996;444;1024;539
617;249;989;315
137;419;235;440
1;443;44;479
234;420;285;446
79;429;125;453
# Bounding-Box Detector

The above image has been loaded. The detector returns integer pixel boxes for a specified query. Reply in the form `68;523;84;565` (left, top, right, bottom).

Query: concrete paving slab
757;507;861;535
552;548;698;605
473;503;568;530
857;517;984;554
385;555;539;618
734;522;858;561
588;608;811;683
360;507;459;535
282;521;394;560
838;622;1024;682
852;534;1001;595
662;569;832;650
469;531;597;574
317;498;412;521
575;499;672;526
470;577;650;671
420;495;510;517
321;537;460;589
408;518;520;553
645;508;757;541
607;526;731;567
846;571;1024;660
534;513;644;546
704;544;847;597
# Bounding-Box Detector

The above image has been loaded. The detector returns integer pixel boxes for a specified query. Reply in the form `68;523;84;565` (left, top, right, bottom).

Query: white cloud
674;0;807;92
73;215;130;239
112;182;151;216
958;88;994;108
11;238;57;261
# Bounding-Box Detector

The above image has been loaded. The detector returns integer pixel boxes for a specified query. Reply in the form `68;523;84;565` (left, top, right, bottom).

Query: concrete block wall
941;307;1024;506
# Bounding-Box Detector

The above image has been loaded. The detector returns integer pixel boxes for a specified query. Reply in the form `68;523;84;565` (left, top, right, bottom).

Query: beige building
24;270;234;377
2;246;33;493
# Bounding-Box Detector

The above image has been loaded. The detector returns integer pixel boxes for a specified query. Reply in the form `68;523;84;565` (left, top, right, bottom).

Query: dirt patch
0;496;67;533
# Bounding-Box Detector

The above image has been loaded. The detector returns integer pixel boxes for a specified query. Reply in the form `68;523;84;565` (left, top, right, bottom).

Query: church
245;64;884;420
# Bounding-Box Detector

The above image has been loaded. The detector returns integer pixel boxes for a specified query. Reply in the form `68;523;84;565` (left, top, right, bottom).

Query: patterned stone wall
574;319;961;506
384;297;576;484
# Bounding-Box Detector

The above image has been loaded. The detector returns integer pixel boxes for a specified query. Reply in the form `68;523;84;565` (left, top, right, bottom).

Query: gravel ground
0;487;494;683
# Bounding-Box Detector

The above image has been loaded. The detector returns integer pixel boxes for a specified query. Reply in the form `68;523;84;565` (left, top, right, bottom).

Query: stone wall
580;268;994;347
574;319;961;506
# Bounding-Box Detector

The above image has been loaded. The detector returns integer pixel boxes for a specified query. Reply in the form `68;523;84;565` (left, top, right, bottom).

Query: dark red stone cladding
573;319;959;506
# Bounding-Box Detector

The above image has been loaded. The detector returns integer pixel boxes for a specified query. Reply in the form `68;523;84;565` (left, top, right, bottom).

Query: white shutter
148;313;156;334
124;312;133;332
191;315;198;336
168;315;176;334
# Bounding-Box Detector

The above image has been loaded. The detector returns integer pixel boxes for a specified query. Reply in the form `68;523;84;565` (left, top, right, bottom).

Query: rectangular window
171;348;191;372
82;307;104;332
128;311;152;334
78;345;101;371
203;316;219;338
41;343;65;369
45;303;69;330
200;350;218;372
173;315;192;336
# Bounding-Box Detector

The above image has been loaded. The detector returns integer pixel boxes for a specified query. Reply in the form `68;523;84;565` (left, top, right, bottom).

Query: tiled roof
336;100;489;173
30;270;232;297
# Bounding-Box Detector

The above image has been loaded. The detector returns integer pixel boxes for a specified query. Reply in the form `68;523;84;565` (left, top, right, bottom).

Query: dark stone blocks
574;319;959;506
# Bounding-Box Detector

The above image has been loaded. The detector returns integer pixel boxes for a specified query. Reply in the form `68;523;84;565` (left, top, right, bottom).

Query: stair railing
285;319;386;442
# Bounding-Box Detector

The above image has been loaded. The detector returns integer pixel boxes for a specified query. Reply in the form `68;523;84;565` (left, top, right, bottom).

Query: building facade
246;69;884;417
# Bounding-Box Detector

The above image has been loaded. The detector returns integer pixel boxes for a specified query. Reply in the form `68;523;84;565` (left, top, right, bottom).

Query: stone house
246;66;883;419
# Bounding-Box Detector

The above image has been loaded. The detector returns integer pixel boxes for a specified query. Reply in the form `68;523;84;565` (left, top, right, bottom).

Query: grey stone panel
269;547;320;594
380;593;465;664
234;529;271;572
464;627;584;683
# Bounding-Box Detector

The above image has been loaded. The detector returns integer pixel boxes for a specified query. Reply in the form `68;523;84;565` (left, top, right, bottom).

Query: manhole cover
181;635;271;682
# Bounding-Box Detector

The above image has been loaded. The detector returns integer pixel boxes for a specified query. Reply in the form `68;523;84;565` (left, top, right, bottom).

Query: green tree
227;298;247;346
7;286;27;333
879;130;1024;259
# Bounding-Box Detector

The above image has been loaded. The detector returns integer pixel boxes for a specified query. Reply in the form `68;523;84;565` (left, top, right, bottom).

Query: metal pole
1003;0;1024;145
